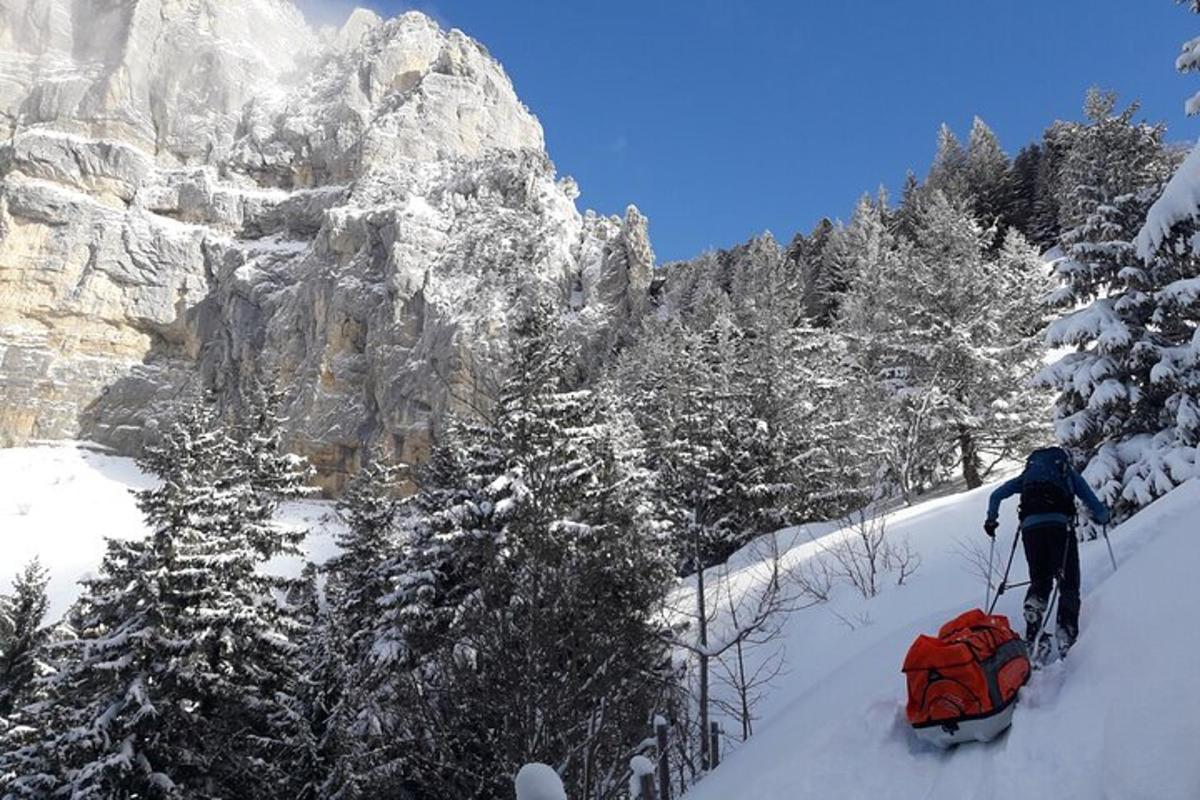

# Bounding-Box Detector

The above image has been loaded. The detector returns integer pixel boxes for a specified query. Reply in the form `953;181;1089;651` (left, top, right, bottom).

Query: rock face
0;1;653;491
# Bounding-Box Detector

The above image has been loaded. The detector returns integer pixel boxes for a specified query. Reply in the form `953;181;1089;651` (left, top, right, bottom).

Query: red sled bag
901;609;1031;746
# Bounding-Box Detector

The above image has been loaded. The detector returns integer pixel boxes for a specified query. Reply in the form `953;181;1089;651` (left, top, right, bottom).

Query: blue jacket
986;466;1110;530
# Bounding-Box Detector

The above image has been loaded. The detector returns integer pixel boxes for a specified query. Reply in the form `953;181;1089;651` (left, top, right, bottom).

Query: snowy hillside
685;479;1200;800
0;443;344;620
4;445;1199;798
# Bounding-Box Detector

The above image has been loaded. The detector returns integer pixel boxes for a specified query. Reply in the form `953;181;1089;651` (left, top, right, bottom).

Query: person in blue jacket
983;447;1110;657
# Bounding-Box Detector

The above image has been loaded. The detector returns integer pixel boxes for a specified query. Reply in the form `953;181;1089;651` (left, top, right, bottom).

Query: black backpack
1018;447;1076;520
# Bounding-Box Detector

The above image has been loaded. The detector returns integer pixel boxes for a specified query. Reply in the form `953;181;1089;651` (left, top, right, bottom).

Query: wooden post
709;721;720;768
656;718;671;800
638;773;657;800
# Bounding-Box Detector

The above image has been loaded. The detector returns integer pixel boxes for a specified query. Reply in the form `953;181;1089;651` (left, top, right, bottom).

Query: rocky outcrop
0;1;653;491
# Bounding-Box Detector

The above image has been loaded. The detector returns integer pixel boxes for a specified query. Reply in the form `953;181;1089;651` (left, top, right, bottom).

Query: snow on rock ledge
0;1;652;492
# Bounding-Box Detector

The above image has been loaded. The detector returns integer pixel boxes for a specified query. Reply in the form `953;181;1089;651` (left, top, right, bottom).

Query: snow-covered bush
516;763;567;800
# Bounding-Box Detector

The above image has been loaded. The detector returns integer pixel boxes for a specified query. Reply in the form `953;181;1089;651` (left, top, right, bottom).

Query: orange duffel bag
901;608;1031;746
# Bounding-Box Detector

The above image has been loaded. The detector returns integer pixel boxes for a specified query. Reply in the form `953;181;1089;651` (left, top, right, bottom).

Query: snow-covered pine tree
892;170;924;240
234;374;314;558
965;116;1011;229
1099;4;1200;519
6;397;309;798
925;123;970;202
618;308;765;568
284;564;362;800
840;192;1050;494
0;560;50;721
836;196;940;500
1040;90;1177;525
912;195;1050;488
1001;143;1044;242
728;234;866;523
326;458;405;664
355;305;672;799
1024;119;1081;249
300;458;407;796
786;217;836;325
820;193;893;329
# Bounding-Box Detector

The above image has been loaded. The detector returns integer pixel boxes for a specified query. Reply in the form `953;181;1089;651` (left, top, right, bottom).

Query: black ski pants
1021;523;1080;640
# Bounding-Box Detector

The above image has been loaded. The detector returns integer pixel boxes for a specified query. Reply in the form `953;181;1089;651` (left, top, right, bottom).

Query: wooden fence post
630;755;657;800
709;721;720;768
655;717;671;800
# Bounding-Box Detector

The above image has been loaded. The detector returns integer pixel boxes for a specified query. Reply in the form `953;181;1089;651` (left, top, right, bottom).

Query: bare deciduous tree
810;503;922;599
663;530;818;781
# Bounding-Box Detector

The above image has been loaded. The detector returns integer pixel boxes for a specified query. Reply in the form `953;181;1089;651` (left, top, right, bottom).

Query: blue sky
299;1;1197;263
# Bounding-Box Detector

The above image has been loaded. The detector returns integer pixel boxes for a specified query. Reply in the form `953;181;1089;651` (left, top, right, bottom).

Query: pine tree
1040;90;1176;525
0;560;50;721
789;218;841;325
7;398;310;798
235;375;314;558
1002;143;1043;240
840;192;1051;494
965;116;1011;227
893;169;923;240
1076;7;1200;521
326;458;405;664
820;194;892;330
285;565;361;800
926;123;969;201
359;306;673;799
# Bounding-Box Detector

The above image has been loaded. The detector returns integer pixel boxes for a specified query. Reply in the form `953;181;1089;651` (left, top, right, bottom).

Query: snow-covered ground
684;477;1200;800
0;443;344;620
4;443;1197;797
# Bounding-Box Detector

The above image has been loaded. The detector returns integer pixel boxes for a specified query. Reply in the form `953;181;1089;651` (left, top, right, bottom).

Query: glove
983;519;998;538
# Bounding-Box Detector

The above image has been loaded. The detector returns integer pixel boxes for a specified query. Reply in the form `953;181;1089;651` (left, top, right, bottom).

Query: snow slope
685;479;1200;800
4;443;1198;797
0;443;344;620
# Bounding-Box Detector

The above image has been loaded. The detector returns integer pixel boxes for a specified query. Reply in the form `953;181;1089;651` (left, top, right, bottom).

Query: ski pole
987;527;1023;616
985;533;996;609
1101;522;1117;572
1033;577;1060;659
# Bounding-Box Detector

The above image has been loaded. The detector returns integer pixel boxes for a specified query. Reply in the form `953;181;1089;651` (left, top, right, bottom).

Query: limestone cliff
0;1;652;490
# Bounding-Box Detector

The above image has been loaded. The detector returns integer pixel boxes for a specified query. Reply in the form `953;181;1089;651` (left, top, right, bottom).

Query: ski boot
1033;633;1054;667
1055;623;1077;660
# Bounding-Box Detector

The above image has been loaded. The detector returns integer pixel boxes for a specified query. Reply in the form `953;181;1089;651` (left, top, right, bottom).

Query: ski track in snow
683;477;1200;800
0;443;344;619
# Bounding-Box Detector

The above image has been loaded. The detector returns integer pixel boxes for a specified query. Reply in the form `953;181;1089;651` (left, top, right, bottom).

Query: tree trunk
695;525;710;773
960;426;982;489
735;639;751;740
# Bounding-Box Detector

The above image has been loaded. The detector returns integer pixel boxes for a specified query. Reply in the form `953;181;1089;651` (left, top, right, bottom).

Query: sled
902;608;1031;748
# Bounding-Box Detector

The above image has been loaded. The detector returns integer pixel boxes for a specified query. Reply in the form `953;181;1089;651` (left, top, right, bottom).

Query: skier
983;447;1110;661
